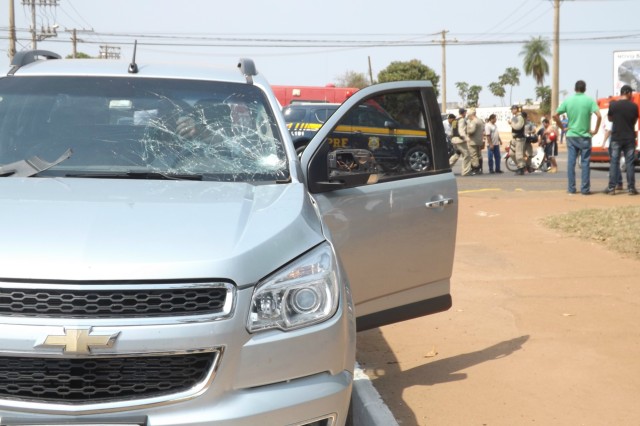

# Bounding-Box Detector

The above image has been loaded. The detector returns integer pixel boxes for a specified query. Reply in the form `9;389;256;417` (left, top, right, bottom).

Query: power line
4;32;637;48
469;1;532;41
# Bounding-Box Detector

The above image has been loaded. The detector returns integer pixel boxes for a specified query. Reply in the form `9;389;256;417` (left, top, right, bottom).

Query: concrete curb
352;363;399;426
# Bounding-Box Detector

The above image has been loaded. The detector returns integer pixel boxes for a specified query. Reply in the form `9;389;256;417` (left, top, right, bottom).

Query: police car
283;99;434;173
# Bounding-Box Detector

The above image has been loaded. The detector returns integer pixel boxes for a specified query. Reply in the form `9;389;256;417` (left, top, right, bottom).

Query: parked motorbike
503;140;550;172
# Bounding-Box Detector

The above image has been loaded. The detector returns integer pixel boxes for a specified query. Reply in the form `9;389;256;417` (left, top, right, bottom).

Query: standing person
602;119;623;190
560;114;568;144
485;114;503;173
450;108;472;176
466;108;485;175
604;84;638;195
553;80;602;195
508;105;527;175
536;118;558;173
443;113;455;139
443;113;456;163
522;111;536;172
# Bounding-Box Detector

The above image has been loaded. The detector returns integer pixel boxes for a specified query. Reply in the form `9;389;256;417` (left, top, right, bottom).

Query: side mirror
384;120;398;130
327;149;378;186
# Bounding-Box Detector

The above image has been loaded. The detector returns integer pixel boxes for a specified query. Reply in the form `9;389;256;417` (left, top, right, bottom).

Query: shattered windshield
0;76;289;181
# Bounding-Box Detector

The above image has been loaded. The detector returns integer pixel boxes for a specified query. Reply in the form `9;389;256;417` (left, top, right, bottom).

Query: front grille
0;352;216;403
0;284;230;318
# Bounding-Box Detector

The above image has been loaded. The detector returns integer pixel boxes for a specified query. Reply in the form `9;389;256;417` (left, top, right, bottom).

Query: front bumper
0;286;356;426
0;371;352;426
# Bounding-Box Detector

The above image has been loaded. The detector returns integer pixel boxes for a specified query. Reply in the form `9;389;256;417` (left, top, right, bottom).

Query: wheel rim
407;149;430;171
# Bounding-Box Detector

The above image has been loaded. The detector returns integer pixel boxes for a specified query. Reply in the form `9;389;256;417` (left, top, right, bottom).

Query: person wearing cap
553;80;602;195
449;108;472;175
604;84;638;195
508;105;527;175
465;108;485;175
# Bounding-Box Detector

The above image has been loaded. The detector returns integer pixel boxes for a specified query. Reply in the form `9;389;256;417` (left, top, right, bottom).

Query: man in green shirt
553;80;602;195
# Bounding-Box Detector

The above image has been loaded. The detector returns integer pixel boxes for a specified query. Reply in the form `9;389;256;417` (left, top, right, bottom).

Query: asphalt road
452;149;637;193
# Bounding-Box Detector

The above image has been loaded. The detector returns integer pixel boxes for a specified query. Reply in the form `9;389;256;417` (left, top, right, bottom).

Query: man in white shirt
484;114;503;173
443;113;455;138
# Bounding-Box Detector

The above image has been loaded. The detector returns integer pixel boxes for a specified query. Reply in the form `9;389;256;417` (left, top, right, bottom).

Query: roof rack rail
237;58;257;84
8;50;61;75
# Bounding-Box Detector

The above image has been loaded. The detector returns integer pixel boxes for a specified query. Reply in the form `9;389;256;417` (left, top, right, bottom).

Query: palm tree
520;37;551;86
488;82;506;106
499;68;520;105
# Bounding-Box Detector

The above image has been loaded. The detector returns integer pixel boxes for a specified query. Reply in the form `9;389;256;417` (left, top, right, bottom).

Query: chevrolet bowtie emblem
39;328;120;355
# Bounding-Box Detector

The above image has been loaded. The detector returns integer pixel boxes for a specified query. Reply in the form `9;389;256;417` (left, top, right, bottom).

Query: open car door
301;81;458;331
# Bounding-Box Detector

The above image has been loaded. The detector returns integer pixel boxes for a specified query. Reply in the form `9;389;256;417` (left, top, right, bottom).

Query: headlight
247;242;339;332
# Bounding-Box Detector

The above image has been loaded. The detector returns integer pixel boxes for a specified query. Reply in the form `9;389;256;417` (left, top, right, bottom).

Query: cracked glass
0;76;289;182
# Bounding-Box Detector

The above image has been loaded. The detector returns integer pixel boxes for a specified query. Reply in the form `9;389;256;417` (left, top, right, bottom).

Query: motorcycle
503;139;550;173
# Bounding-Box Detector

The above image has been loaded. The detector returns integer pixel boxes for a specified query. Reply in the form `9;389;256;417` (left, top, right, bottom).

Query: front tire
404;145;432;172
505;155;518;172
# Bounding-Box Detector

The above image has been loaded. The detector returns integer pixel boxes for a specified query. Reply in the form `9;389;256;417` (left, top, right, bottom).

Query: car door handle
425;198;454;209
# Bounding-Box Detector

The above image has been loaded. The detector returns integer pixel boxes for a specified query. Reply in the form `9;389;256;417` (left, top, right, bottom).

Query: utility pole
551;0;561;115
99;45;121;60
28;0;35;48
72;29;77;57
437;30;456;113
64;28;93;58
8;0;16;60
22;0;59;49
368;56;374;85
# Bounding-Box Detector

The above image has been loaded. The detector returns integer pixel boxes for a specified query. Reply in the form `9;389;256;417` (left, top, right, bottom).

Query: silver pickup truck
0;50;457;426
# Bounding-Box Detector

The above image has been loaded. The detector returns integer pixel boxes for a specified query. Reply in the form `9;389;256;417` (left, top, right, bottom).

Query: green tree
488;82;506;106
467;85;483;108
455;81;469;107
335;70;370;89
499;67;521;106
520;36;550;86
535;85;552;115
377;59;440;98
65;52;92;59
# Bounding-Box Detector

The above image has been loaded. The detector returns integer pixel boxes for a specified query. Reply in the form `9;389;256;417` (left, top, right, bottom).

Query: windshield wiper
0;148;73;177
64;171;204;181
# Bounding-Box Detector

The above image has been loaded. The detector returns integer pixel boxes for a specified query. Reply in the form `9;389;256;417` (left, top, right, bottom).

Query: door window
324;90;439;179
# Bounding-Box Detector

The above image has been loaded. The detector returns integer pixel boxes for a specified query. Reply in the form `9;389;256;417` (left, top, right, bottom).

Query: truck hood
0;178;324;285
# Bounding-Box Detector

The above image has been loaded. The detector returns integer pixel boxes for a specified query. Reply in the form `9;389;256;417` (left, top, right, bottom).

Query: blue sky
1;0;638;107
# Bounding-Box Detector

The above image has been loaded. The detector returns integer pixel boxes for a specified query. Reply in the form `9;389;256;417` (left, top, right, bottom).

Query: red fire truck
271;84;358;106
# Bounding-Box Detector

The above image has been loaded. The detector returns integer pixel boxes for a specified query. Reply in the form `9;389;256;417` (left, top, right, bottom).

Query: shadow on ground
357;332;530;424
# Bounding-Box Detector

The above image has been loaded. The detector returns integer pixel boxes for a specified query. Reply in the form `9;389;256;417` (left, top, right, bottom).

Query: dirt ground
356;187;640;425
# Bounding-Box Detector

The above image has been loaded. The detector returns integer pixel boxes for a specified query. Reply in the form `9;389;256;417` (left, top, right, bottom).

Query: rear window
313;108;337;124
282;107;306;123
0;76;289;182
282;106;337;124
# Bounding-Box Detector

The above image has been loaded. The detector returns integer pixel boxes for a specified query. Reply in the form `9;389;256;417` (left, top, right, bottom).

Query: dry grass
541;206;640;260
